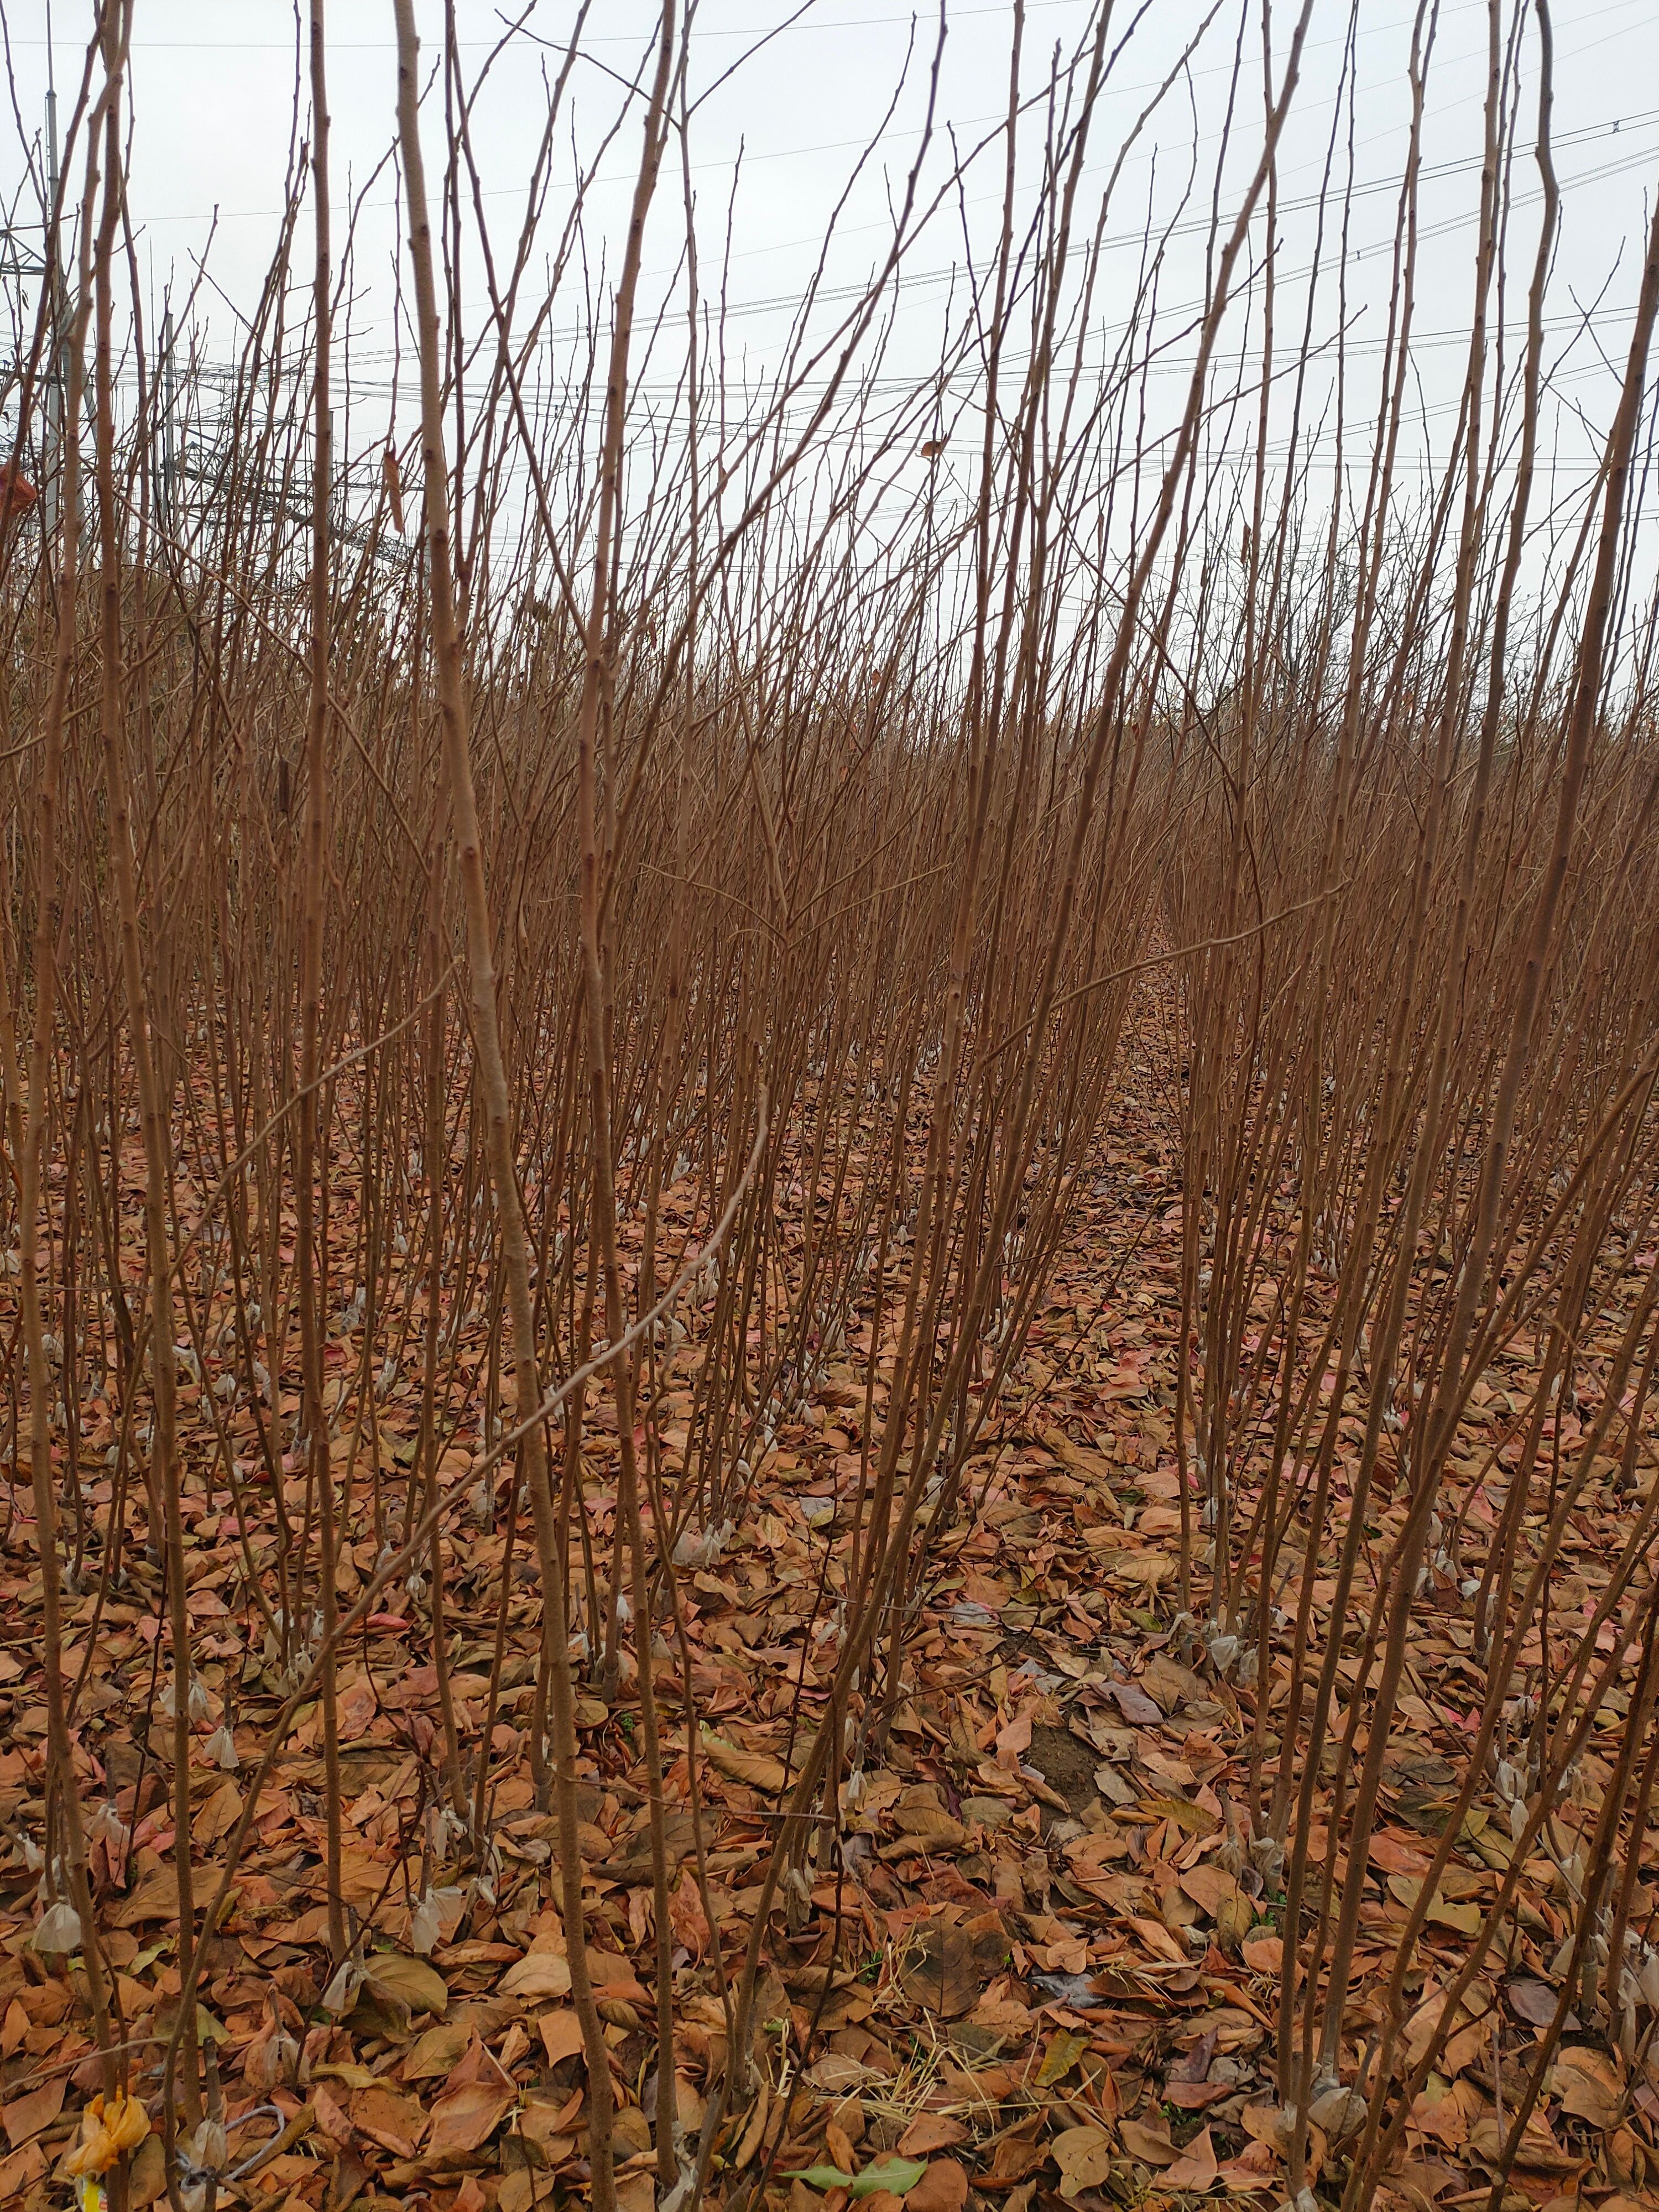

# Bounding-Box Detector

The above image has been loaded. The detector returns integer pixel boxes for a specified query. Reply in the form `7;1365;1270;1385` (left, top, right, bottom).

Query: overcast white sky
2;1;1656;567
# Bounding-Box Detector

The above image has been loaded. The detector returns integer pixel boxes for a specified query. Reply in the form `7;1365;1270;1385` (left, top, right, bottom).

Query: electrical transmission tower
0;80;65;535
0;39;402;575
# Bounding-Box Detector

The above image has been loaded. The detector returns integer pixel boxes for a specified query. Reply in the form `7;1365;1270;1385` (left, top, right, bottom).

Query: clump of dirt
1026;1722;1102;1814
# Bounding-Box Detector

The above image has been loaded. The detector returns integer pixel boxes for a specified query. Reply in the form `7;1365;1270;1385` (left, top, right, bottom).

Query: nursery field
6;956;1659;2212
4;6;1659;2212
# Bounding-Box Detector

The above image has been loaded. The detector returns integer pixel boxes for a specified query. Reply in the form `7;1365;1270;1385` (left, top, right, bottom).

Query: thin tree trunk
389;12;615;2209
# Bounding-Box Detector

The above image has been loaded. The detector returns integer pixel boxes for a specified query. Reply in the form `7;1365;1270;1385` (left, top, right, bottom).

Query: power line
0;0;1425;52
85;109;1659;409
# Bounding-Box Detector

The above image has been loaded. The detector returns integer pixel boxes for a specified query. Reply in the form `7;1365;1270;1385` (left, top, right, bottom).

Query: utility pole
158;305;177;533
41;73;66;542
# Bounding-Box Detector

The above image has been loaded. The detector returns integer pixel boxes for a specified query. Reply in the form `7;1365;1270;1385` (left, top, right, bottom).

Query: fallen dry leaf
702;1732;790;1792
904;2158;969;2212
1051;2125;1115;2199
536;2009;588;2065
897;1913;1008;2018
1552;2043;1623;2130
1161;2124;1219;2192
364;1953;449;2018
349;2083;428;2160
499;1950;572;2001
426;2077;517;2158
896;2114;968;2157
2;2075;64;2151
